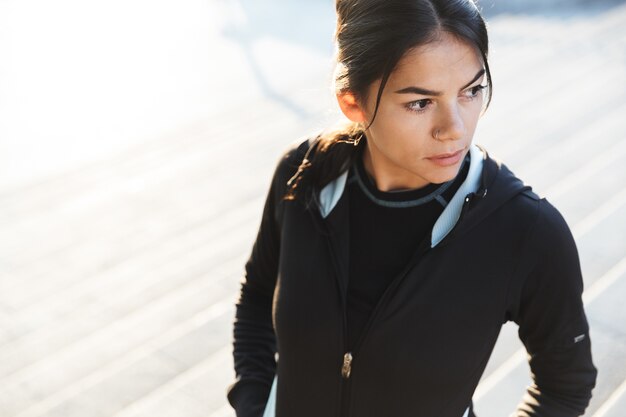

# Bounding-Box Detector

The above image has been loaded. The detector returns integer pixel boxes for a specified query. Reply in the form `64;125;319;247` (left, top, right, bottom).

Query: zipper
327;192;476;416
352;238;431;354
334;235;433;417
323;230;352;417
339;301;352;417
340;351;353;417
341;352;353;378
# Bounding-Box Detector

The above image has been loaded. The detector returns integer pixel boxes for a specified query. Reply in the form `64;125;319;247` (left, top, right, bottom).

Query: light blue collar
430;143;484;247
317;143;485;247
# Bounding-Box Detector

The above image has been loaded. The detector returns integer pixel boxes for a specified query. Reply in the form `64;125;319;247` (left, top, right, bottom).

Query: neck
362;143;431;192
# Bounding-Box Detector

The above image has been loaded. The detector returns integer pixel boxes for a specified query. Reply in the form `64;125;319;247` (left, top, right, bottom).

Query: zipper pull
341;352;353;379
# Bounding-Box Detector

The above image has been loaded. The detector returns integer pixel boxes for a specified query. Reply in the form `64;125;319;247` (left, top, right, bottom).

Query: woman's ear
336;91;368;123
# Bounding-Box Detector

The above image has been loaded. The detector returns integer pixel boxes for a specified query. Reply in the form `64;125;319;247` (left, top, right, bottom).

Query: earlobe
336;92;367;123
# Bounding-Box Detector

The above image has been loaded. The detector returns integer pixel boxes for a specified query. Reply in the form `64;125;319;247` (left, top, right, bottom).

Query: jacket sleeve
226;140;308;417
512;198;598;417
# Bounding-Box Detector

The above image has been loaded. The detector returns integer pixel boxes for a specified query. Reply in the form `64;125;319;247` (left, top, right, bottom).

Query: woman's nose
435;105;465;141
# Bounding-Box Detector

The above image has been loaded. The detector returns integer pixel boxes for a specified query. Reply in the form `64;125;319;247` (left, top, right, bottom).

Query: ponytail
283;122;365;202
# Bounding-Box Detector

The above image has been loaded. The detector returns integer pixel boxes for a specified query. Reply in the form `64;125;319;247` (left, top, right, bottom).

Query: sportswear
346;145;470;351
227;135;597;417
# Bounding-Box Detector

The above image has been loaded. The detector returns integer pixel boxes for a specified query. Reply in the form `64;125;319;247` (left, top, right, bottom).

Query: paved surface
0;1;625;416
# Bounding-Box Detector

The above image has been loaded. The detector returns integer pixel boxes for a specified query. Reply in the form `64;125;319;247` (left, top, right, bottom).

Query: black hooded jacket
227;136;597;417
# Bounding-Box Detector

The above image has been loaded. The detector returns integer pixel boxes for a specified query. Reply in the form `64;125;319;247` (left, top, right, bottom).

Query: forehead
388;33;484;89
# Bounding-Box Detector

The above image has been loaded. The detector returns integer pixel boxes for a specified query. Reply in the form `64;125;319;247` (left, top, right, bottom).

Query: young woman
227;1;597;416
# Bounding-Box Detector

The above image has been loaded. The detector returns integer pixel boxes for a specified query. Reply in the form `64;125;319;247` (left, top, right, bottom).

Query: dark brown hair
284;0;492;202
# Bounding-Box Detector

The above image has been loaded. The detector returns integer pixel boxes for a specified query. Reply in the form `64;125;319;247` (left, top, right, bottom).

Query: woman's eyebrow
394;68;486;96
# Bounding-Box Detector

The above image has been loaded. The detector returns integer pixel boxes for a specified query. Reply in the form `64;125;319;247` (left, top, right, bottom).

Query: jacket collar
314;142;534;248
316;143;485;247
431;143;483;247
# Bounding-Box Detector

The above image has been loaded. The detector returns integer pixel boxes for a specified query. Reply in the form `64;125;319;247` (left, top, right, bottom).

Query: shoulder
488;167;579;273
511;194;582;295
273;134;317;183
486;154;570;240
510;191;577;257
505;195;584;323
266;133;321;208
531;198;579;260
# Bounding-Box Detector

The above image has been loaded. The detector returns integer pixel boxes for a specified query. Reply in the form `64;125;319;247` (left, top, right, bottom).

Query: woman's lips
426;149;464;167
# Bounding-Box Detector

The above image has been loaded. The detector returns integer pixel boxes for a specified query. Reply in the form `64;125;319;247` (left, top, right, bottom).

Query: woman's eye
464;85;486;99
406;99;431;113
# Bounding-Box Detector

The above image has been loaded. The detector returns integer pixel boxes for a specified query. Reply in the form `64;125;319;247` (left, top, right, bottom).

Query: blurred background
1;0;625;416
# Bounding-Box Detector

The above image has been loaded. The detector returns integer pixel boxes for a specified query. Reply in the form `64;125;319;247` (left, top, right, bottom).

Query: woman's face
359;32;486;191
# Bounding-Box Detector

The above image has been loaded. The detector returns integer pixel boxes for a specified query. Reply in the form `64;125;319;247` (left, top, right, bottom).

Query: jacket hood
315;142;535;248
